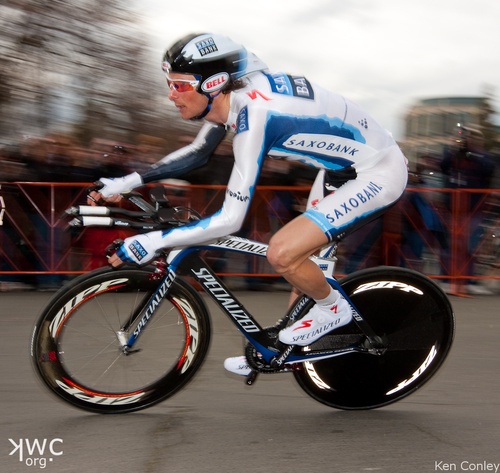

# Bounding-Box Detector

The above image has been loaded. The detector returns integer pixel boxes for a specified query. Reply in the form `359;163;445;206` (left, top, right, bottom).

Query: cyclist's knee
267;235;295;275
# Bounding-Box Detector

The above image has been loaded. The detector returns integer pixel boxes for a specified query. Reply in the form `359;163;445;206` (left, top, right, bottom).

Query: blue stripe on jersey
304;207;381;242
262;112;366;169
160;208;223;237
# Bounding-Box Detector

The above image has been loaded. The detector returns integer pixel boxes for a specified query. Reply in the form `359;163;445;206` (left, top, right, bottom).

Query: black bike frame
124;235;378;366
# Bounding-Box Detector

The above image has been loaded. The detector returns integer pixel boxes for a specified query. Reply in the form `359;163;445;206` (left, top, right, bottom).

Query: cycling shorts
303;145;408;241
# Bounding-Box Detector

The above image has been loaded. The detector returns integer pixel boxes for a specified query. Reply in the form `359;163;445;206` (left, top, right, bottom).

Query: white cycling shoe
224;298;352;374
224;355;252;376
278;297;352;346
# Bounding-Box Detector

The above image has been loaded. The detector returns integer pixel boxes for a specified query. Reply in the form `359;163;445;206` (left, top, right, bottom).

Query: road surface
1;290;499;473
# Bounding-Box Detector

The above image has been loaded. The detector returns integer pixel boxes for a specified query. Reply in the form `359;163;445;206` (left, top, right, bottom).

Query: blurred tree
0;0;185;146
0;61;10;114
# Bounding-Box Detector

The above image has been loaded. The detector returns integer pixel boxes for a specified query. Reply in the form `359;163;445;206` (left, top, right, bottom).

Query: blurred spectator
133;135;168;173
440;126;496;294
26;134;75;181
1;126;498;291
0;144;34;181
67;146;102;182
400;169;449;273
100;144;133;177
418;154;447;191
88;139;134;178
441;126;495;202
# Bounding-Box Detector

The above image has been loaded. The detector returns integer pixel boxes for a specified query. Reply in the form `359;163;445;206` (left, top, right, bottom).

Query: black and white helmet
162;33;268;94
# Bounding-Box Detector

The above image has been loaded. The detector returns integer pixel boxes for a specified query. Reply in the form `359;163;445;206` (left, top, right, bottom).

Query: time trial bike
31;185;455;414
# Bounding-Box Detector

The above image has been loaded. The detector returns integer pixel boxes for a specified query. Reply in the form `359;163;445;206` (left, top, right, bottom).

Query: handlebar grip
73;205;110;216
81;216;114;226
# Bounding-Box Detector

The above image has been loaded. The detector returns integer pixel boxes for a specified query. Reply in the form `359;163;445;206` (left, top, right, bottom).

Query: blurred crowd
398;127;498;295
1;128;499;295
0;133;173;184
0;130;314;187
0;131;310;292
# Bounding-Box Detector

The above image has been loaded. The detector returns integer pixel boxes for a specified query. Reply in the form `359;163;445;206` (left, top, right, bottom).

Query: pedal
245;371;259;385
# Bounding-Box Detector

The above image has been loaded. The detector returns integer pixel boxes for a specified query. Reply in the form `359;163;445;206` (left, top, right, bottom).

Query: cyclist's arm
141;122;227;182
94;123;226;199
113;121;266;265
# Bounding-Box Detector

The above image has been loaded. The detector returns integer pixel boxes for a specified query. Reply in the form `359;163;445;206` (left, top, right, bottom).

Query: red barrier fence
1;182;499;295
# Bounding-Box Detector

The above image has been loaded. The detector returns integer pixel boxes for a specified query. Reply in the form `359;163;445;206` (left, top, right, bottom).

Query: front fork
115;257;176;354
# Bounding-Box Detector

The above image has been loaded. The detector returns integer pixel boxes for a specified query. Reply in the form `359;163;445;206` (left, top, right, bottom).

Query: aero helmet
162;33;268;95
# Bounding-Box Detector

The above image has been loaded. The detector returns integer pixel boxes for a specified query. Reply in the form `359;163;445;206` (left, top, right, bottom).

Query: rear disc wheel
293;267;454;409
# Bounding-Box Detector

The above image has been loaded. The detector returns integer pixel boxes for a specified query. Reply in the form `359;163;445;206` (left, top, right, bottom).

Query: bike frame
122;235;378;367
29;188;454;414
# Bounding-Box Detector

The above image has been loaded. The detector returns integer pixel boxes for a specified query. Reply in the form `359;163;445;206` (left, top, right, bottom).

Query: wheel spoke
32;268;211;413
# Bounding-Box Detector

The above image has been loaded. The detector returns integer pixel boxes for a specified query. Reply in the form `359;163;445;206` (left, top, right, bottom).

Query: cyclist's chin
177;106;203;121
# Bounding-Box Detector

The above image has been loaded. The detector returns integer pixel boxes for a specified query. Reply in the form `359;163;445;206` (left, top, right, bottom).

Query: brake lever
105;239;124;258
87;182;104;193
86;182;105;205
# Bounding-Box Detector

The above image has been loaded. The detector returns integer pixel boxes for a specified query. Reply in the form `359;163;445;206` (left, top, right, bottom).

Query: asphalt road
0;289;499;473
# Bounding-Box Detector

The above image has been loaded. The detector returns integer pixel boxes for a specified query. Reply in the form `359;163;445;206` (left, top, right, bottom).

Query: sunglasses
162;61;200;93
167;79;200;93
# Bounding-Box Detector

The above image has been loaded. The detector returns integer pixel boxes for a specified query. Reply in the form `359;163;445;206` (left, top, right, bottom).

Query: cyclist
89;33;408;375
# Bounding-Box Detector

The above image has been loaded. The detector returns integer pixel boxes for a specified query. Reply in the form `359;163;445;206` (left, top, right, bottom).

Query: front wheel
293;267;455;410
31;266;211;413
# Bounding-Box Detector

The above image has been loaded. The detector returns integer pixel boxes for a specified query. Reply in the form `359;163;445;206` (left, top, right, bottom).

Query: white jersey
226;72;397;171
137;71;408;252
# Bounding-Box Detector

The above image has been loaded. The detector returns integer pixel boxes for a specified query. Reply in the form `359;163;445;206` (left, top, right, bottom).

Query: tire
293;267;455;410
31;267;211;414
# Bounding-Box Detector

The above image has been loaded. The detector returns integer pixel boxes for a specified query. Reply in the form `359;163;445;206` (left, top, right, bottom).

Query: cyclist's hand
108;251;125;268
110;232;162;267
87;190;122;206
87;172;142;206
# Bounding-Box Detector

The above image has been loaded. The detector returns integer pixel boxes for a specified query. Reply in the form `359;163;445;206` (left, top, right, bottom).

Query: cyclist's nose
168;87;179;100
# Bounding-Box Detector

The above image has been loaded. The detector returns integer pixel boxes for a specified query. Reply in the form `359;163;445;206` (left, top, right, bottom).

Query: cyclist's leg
267;215;331;300
267;212;353;346
285;169;330;307
268;178;405;299
268;150;407;345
